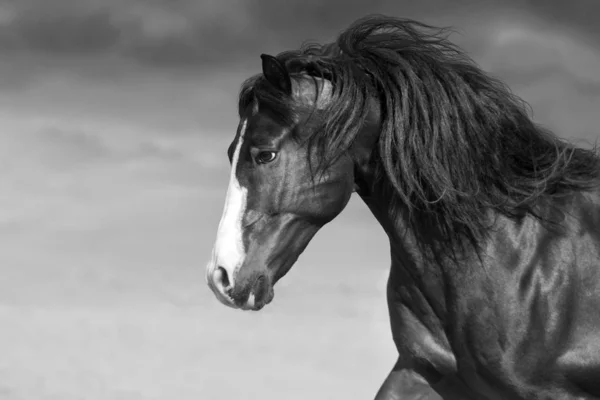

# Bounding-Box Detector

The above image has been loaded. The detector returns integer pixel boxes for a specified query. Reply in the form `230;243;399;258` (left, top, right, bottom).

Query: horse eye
256;151;277;164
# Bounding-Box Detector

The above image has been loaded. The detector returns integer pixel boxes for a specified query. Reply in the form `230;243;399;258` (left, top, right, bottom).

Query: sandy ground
0;198;397;400
0;281;395;400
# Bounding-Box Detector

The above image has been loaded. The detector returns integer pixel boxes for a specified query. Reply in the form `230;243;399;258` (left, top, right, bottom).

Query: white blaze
207;119;248;287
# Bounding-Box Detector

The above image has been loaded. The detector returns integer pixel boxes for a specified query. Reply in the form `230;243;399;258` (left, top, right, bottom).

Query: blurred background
0;0;598;399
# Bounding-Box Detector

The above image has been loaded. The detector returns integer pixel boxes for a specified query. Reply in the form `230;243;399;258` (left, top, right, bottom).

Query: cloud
3;9;119;54
486;24;600;84
518;0;600;40
0;0;262;67
472;22;600;143
0;102;221;238
1;0;599;69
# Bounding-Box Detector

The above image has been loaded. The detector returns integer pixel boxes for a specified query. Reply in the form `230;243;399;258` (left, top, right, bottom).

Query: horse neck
355;183;425;264
356;183;451;325
351;117;452;321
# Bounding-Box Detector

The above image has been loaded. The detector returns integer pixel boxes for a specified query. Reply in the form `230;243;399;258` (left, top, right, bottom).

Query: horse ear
292;77;333;110
260;54;292;95
314;78;333;109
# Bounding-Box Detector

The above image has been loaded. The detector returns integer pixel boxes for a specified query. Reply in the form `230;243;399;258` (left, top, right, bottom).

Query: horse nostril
215;266;231;289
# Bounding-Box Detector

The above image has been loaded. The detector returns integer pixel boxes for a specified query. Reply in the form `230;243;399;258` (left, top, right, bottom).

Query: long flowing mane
239;15;600;257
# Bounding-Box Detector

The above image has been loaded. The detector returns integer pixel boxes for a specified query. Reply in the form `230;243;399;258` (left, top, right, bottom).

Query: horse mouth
225;274;275;311
238;288;275;311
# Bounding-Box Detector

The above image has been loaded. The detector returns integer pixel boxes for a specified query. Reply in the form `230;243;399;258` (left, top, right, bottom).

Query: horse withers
206;15;600;400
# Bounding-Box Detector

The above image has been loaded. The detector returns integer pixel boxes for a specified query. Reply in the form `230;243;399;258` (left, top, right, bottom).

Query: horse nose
213;266;231;289
208;266;235;307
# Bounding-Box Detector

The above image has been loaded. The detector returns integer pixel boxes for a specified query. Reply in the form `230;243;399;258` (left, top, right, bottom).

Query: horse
205;15;600;400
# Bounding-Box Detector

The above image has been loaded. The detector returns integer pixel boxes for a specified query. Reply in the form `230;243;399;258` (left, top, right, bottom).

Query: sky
0;1;599;399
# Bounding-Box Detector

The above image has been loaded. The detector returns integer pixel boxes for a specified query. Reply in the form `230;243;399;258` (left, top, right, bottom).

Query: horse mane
239;15;600;257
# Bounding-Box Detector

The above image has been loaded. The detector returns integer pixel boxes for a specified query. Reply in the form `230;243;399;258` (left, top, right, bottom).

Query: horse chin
240;286;275;311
